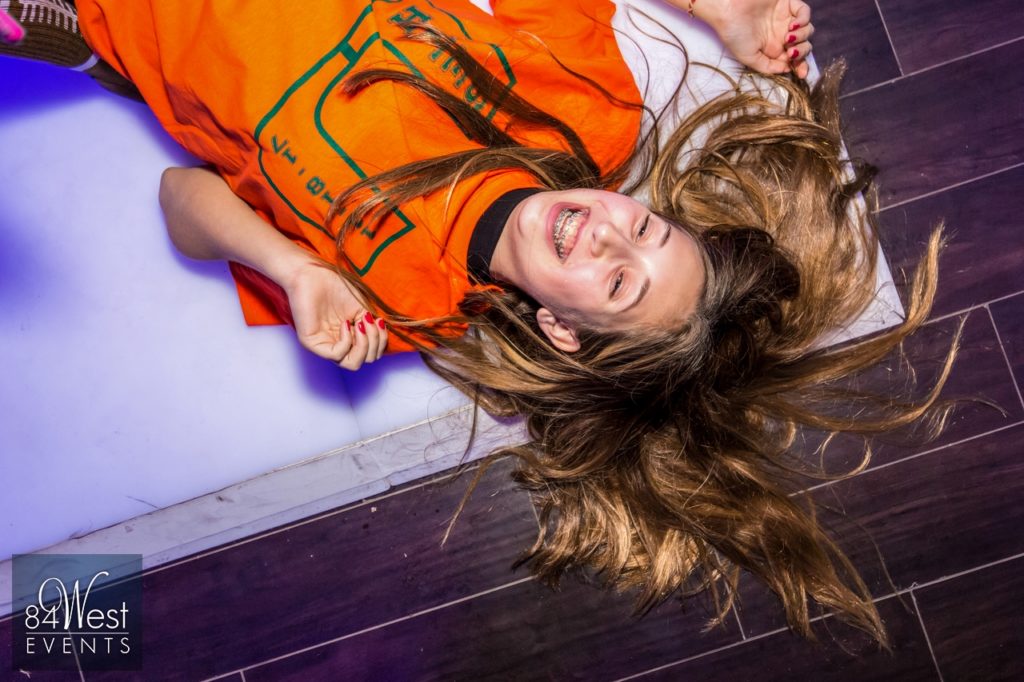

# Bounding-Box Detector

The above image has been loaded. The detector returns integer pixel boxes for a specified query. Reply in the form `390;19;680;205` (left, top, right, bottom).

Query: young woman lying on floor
1;0;953;646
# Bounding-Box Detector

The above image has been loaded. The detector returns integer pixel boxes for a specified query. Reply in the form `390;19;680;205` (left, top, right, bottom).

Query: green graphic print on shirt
252;0;517;275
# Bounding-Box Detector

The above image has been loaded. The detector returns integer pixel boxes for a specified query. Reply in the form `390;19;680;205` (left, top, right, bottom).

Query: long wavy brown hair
325;25;955;647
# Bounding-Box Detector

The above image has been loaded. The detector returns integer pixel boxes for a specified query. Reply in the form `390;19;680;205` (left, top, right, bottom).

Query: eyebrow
622;221;671;313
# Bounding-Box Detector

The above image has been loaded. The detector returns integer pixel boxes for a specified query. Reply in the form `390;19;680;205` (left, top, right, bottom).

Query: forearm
660;0;722;24
159;166;315;286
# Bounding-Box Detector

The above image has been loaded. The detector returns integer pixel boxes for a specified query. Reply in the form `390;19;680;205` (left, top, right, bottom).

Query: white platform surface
0;0;903;615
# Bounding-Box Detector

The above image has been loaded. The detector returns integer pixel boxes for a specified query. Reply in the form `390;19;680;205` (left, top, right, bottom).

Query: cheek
558;266;594;291
562;269;605;309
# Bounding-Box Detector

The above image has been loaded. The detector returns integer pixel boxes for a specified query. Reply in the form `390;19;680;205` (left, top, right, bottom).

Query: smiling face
488;188;707;352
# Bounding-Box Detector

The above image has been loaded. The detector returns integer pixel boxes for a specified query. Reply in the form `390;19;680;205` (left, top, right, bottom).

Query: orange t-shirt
77;0;643;351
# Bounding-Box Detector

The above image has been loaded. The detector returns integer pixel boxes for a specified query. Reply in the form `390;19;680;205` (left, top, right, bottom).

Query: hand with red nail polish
374;318;389;359
280;255;395;371
336;308;389;369
677;0;814;79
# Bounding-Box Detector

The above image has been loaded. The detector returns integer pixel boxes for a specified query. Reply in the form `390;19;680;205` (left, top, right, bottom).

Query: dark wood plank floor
3;1;1021;679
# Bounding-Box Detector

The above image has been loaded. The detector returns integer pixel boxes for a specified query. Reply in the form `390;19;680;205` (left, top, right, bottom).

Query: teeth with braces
554;208;586;261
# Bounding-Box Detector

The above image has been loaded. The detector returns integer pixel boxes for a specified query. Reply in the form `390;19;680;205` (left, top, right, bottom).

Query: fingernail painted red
791;48;800;59
346;320;352;330
364;312;373;323
790;22;800;31
787;34;796;44
358;321;366;334
377;319;386;329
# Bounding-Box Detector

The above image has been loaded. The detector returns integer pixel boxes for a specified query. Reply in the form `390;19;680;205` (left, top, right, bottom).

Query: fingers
783;24;813;79
374;316;389;359
298;320;354;364
785;1;813;79
787;41;812;79
752;52;791;76
300;309;388;372
789;0;812;29
339;314;371;371
785;23;814;47
337;311;388;371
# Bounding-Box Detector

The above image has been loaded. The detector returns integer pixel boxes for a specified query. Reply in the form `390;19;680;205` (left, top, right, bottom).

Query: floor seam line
208;576;535;678
888;551;1024;597
610;626;790;682
915;294;1024;327
877;162;1024;213
733;605;747;640
800;420;1024;494
984;305;1024;411
840;35;1024;99
898;34;1024;80
910;590;946;682
923;303;991;327
873;0;903;75
977;289;1024;309
141;459;494;578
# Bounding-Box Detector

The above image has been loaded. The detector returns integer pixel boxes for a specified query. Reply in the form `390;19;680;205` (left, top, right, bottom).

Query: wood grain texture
245;575;738;681
807;0;902;92
778;311;1021;485
641;598;938;682
878;165;1024;317
738;422;1024;636
990;293;1024;398
878;0;1024;72
0;616;86;680
915;556;1024;682
840;39;1024;207
89;457;538;680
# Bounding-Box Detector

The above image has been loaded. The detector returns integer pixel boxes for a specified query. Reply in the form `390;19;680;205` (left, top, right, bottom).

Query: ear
536;307;580;353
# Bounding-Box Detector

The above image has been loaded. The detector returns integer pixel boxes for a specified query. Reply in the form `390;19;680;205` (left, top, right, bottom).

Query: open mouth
553;208;588;261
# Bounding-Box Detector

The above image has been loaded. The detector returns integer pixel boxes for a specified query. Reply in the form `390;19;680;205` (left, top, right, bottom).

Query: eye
610;271;624;297
636;215;651;241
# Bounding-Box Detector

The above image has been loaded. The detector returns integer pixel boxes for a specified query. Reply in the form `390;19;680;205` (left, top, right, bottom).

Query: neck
487;197;525;287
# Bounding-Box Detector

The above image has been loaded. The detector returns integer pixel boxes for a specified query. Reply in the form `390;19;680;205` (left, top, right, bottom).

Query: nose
590;219;625;257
